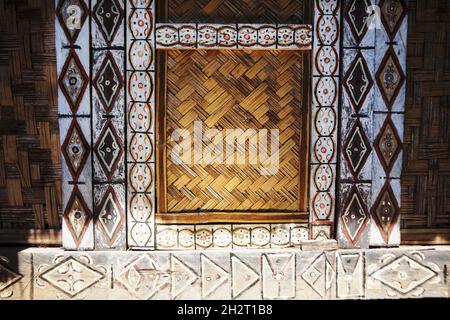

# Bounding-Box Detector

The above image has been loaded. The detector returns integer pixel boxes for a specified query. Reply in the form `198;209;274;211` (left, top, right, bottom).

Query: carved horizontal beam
2;247;448;299
155;23;313;50
156;212;309;224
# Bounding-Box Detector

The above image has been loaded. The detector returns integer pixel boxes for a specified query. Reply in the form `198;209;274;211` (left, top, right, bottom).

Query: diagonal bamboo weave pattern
0;0;61;232
166;49;305;212
166;0;305;24
401;0;450;236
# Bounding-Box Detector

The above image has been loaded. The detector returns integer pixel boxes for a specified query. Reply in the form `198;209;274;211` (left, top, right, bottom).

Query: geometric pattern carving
371;182;400;242
201;254;228;298
368;0;408;247
309;0;341;240
91;0;126;250
170;255;198;299
344;0;371;45
93;0;124;46
117;255;169;300
343;120;372;177
62;120;90;180
374;116;401;174
231;255;259;299
94;121;124;179
343;52;373;111
11;249;450;299
301;253;334;298
0;259;23;294
64;186;92;247
155;224;308;250
369;253;440;297
338;0;372;249
56;0;89;44
340;186;370;244
58;49;89;113
126;0;155;249
262;253;295;299
93;52;124;112
336;252;364;298
57;0;93;250
376;46;405;110
96;186;125;246
379;0;407;40
155;24;313;50
38;256;104;298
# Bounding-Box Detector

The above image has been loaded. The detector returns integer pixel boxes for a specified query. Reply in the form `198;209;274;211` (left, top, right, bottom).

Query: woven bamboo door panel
165;49;307;213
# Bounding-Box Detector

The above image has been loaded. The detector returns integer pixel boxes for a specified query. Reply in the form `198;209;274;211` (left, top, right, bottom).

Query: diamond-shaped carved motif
62;120;89;180
39;257;104;298
371;182;400;242
94;121;124;179
58;49;88;113
344;0;371;44
56;0;88;44
341;186;369;244
370;255;438;295
343;52;373;111
374;116;401;174
64;186;92;246
93;52;123;112
96;186;124;245
379;0;407;40
343;121;372;177
376;46;405;110
93;0;124;45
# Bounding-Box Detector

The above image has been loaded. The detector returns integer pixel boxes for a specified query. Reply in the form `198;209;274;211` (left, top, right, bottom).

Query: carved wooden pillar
309;0;341;240
57;0;94;249
126;0;157;249
336;0;408;248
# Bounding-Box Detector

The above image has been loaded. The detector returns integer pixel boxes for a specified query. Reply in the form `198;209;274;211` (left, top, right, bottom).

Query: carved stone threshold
0;246;448;300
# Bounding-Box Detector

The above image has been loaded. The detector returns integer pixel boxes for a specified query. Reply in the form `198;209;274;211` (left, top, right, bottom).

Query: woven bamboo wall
401;0;450;242
0;0;61;236
164;0;306;24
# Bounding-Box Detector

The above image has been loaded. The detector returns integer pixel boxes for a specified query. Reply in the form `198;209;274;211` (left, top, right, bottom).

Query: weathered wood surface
0;247;448;299
155;23;313;50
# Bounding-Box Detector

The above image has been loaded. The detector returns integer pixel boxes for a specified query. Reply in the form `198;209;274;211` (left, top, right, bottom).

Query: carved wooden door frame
55;0;408;250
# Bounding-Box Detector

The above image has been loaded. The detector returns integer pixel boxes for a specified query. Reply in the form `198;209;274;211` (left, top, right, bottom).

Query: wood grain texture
0;0;61;232
402;0;450;241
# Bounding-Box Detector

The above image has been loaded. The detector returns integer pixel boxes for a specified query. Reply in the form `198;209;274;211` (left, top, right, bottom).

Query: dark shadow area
159;0;309;24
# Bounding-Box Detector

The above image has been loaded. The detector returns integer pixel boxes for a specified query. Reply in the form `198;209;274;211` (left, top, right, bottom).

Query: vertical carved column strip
369;0;408;246
57;0;94;250
91;0;127;249
309;0;341;240
336;0;376;248
126;0;156;249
